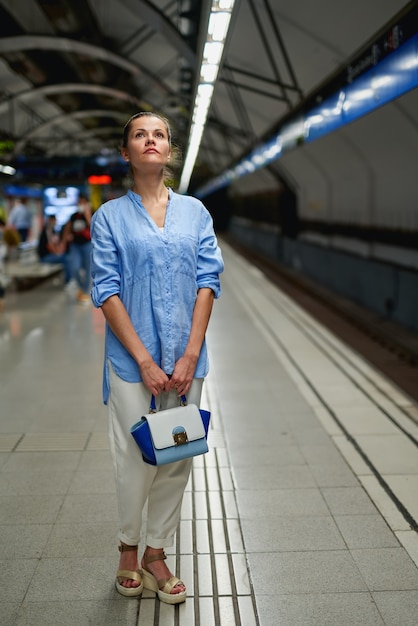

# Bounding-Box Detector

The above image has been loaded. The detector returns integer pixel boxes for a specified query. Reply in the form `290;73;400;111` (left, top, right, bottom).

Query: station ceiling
0;0;410;191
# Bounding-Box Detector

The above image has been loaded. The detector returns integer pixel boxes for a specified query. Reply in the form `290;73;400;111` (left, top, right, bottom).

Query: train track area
224;235;418;417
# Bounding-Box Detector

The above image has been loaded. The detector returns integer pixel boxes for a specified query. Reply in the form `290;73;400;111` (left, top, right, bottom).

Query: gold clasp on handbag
173;427;188;445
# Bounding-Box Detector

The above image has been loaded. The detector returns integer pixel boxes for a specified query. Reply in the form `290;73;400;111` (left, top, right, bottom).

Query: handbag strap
150;394;187;412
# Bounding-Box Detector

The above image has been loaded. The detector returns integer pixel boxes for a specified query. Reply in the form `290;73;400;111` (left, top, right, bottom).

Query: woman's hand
169;354;198;397
139;358;169;397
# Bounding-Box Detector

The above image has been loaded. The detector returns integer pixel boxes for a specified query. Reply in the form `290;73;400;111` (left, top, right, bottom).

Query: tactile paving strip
0;433;22;452
15;432;89;451
136;448;259;625
87;431;110;450
134;377;259;624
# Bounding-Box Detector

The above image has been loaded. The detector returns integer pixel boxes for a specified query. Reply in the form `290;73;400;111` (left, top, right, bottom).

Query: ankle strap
118;543;138;552
143;550;167;564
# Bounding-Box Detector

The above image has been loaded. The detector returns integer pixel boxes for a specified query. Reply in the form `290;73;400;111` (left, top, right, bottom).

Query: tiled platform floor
1;240;418;625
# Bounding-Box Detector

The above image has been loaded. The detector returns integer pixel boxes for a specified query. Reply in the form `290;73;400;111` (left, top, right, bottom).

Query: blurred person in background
63;193;92;303
0;212;7;312
7;197;32;242
37;214;72;285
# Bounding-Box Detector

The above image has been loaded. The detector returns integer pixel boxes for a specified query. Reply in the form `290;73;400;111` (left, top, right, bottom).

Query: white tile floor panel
0;239;418;625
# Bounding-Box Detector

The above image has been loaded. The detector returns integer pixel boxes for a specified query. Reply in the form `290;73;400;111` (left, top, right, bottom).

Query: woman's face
122;115;171;170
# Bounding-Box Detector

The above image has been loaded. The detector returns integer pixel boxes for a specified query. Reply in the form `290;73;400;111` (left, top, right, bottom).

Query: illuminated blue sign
196;29;418;199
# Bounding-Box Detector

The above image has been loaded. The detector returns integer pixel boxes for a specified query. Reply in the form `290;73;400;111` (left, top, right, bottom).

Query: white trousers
108;361;203;548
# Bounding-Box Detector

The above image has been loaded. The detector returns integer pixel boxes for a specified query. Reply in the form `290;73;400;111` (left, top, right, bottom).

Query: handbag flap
143;403;205;450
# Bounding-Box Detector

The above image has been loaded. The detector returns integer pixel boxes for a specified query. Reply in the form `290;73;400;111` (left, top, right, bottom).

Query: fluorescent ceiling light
208;13;231;41
0;164;16;175
201;63;219;83
202;42;223;67
179;0;236;193
219;0;234;9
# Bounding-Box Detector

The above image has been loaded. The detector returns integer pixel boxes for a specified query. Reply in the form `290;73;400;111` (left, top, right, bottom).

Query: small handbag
130;395;211;466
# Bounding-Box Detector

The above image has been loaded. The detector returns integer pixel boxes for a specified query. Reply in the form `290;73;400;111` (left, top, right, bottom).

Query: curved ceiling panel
0;0;411;193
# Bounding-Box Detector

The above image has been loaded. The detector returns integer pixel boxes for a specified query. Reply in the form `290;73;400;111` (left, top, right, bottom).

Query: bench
5;260;64;290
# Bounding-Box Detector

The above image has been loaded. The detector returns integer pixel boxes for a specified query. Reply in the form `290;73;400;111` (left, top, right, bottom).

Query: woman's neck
132;174;169;228
132;173;168;204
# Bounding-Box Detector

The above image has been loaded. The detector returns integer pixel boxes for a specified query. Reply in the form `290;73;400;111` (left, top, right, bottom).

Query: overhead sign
88;175;112;185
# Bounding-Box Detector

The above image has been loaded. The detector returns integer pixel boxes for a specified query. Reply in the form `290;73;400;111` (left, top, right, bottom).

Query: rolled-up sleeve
90;208;121;307
197;209;224;298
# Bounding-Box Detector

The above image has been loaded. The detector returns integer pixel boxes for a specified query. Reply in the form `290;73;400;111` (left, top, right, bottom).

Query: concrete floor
1;240;418;625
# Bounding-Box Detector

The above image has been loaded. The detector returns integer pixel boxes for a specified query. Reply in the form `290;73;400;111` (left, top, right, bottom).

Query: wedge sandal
142;551;186;605
115;544;143;597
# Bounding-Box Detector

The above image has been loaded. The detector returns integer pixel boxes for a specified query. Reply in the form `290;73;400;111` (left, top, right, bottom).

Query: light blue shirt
8;203;31;229
91;188;224;403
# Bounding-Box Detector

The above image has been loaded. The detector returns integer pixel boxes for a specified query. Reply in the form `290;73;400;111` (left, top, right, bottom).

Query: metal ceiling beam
222;66;257;146
45;127;123;157
247;0;292;108
14;126;124;157
12;109;129;155
0;35;170;95
118;0;196;65
0;83;148;117
121;1;177;56
261;0;304;101
218;78;288;101
223;64;301;93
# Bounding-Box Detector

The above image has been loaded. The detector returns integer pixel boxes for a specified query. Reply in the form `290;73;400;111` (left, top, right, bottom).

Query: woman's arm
170;287;214;396
90;207;170;395
101;294;169;396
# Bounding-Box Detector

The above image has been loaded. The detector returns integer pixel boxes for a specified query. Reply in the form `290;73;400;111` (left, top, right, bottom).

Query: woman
90;112;224;603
